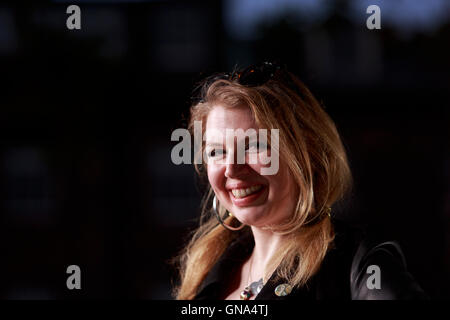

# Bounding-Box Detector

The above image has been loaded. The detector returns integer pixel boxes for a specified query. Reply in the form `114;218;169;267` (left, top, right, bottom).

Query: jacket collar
195;230;253;299
194;220;361;300
194;228;316;300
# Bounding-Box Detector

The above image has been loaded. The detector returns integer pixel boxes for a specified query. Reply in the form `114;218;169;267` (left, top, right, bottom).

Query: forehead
205;105;256;139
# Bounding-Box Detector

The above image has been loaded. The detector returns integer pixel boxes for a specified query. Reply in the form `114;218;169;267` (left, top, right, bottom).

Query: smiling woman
172;62;428;300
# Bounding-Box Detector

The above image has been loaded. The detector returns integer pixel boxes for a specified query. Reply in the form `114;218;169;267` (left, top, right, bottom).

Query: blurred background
0;0;449;299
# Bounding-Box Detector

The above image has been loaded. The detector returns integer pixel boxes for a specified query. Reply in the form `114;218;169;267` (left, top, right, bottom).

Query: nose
224;160;249;179
224;146;249;179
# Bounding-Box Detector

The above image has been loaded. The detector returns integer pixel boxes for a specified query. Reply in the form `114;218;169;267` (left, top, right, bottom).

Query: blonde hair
173;70;353;300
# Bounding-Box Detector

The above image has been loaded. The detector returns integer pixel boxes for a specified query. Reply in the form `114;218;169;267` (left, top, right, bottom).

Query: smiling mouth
230;185;263;199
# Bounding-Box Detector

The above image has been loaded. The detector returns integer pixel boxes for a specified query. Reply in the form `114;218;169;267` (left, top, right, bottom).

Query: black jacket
194;220;428;300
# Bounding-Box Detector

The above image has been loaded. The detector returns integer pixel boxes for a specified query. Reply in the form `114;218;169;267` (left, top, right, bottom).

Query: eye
246;141;267;152
207;148;225;158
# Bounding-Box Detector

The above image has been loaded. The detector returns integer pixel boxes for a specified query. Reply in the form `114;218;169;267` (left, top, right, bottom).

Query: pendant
240;287;252;300
249;278;264;294
240;278;264;300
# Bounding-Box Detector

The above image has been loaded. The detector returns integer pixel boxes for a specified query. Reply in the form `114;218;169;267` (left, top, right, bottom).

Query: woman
173;62;427;300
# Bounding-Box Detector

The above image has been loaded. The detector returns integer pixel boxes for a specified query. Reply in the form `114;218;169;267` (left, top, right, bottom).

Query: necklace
240;253;264;300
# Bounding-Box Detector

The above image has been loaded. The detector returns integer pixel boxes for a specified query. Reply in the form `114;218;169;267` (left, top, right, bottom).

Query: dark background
0;0;449;299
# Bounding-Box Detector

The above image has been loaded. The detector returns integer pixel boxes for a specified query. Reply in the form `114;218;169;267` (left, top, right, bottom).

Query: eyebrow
205;142;224;148
205;136;259;147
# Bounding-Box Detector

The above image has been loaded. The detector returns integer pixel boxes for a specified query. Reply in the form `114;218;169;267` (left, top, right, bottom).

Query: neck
249;226;286;280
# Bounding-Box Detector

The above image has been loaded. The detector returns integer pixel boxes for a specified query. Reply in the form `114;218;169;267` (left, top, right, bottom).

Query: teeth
231;185;262;199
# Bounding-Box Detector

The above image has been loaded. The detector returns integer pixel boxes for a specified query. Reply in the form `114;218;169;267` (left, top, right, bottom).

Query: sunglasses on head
192;61;302;103
232;61;284;86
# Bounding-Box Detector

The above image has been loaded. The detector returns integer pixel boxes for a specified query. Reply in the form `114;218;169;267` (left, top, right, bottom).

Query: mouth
227;184;267;207
230;185;263;199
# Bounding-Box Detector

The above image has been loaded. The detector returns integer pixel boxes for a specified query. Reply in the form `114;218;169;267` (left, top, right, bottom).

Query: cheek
246;153;272;175
283;172;299;205
245;150;276;175
269;163;297;197
207;165;225;191
246;162;263;174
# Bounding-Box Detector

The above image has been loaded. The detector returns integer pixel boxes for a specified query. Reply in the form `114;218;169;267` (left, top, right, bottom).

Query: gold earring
325;206;332;218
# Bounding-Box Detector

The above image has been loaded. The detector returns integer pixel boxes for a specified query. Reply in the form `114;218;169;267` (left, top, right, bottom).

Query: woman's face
205;104;298;228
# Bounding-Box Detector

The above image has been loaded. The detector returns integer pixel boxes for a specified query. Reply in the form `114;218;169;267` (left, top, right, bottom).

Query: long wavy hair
172;68;353;300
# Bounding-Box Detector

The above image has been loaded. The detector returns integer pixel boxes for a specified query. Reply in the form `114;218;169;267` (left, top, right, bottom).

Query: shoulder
315;220;428;300
349;231;429;300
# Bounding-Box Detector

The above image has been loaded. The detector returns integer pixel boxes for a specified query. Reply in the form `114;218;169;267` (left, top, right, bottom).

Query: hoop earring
213;195;245;231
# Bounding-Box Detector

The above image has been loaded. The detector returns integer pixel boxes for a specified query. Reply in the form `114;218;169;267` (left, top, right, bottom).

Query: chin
232;208;268;227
